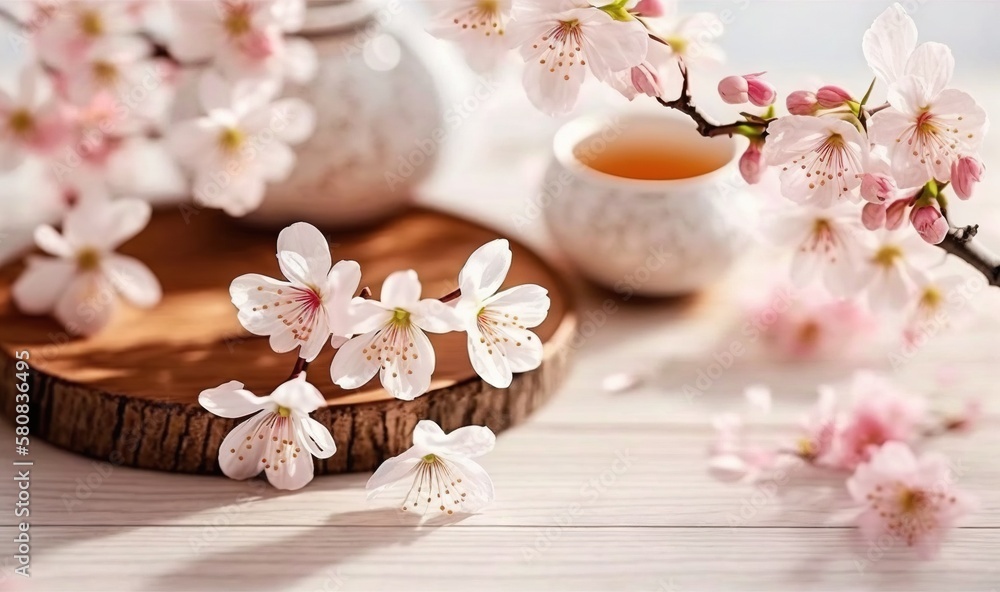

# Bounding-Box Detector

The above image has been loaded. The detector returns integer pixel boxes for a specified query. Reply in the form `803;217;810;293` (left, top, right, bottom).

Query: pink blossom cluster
2;0;318;334
710;372;979;559
0;0;315;224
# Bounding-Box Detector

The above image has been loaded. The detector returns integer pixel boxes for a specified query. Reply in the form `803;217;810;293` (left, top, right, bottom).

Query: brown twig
655;63;769;138
289;358;310;380
937;230;1000;287
438;288;462;303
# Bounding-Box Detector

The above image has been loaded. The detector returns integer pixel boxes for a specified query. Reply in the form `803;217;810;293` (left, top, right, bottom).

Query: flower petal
503;327;544;373
54;272;117;336
414;421;496;459
102;254;162;309
276;222;331;286
295;416;337;459
411;298;461;334
484;284;550;328
446;455;495;509
270;375;326;414
12;256;75;315
366;448;423;499
466;328;512;388
904;42;953;100
458;239;511;301
327;260;362;337
380;327;435;400
380;270;421;309
347;298;393;334
33;225;72;257
263;421;315;491
330;330;382;389
63;198;151;252
199;381;272;418
218;412;270;480
862;4;917;86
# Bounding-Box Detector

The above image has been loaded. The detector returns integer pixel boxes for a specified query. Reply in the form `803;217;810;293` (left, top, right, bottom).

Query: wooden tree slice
0;208;576;475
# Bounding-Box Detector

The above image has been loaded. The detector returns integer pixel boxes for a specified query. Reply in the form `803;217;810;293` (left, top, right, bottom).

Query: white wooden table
3;81;1000;592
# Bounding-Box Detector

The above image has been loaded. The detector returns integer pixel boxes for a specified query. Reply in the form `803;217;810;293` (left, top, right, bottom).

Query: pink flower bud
861;202;886;230
885;198;910;231
239;28;276;61
739;141;764;185
634;0;666;17
746;76;776;107
815;85;854;109
630;62;663;98
785;90;818;115
718;75;749;104
909;206;949;245
860;173;896;204
951;156;984;200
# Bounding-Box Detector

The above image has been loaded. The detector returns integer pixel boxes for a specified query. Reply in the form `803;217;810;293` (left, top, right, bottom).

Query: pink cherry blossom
815;85;853;109
786;90;818;115
738;141;764;184
909;205;948;245
794;386;839;463
833;372;926;470
868;43;988;187
511;2;649;115
859;230;935;312
762;115;869;206
951;156;983;200
427;0;513;72
847;441;973;559
756;288;874;361
630;62;663;98
33;1;144;70
769;203;870;297
861;202;887;231
0;65;70;170
860;173;896;204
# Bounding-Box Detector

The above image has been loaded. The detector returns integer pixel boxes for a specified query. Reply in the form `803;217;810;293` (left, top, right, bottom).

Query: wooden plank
22;526;1000;591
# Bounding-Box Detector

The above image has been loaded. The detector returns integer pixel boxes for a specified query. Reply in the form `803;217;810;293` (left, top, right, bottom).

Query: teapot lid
301;0;380;35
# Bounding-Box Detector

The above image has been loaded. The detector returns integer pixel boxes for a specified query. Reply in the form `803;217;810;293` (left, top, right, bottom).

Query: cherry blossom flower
755;286;874;361
367;420;495;515
762;115;869;207
865;18;988;186
858;230;935;311
793;386;839;463
33;0;144;70
330;271;458;400
168;0;316;83
511;1;648;115
769;203;869;297
901;274;977;349
0;65;69;171
166;72;315;216
230;222;360;362
199;374;336;491
427;0;513;72
646;11;724;92
847;441;973;559
453;239;550;388
832;372;926;470
12;197;161;335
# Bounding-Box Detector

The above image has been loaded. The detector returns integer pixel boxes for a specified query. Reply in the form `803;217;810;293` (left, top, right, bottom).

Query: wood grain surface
0;208;576;475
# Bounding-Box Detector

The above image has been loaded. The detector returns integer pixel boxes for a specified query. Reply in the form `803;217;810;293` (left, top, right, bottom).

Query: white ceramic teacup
543;113;757;297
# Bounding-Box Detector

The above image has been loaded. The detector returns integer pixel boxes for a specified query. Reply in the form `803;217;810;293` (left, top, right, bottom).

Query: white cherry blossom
330;271;458;401
166;72;315;216
769;202;870;297
762;115;870;207
230;222;360;362
12;197;161;335
199;374;336;491
511;1;648;115
367;420;495;516
427;0;513;72
454;239;550;388
858;230;937;312
0;65;69;171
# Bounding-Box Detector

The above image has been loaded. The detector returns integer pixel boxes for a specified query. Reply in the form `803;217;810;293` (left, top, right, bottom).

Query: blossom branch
938;230;1000;287
655;63;769;138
